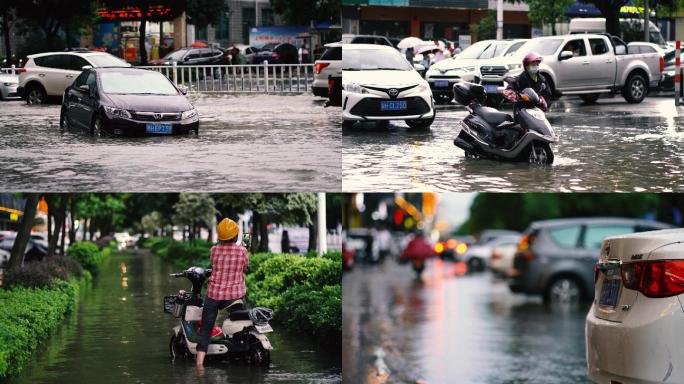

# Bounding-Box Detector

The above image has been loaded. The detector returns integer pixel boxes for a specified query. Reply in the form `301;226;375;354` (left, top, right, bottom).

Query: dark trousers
196;296;244;353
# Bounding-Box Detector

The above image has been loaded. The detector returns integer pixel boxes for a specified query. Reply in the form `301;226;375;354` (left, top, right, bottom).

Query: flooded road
0;94;340;191
342;96;684;192
343;259;590;384
7;250;341;384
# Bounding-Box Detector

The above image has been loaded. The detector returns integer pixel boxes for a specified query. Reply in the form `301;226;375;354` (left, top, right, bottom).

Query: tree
585;0;629;36
269;0;340;26
173;193;216;242
526;0;575;35
0;0;21;60
7;194;38;270
141;211;163;236
185;0;228;30
15;0;94;51
471;11;496;41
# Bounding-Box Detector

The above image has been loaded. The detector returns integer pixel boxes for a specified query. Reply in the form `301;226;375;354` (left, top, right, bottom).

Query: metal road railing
138;62;315;94
0;66;18;75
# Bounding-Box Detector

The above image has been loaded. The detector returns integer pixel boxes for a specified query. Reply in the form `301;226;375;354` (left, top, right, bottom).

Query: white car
586;228;684;384
426;39;527;104
0;71;19;100
18;50;130;105
489;236;522;277
229;44;259;63
313;42;342;98
342;44;435;129
463;234;521;272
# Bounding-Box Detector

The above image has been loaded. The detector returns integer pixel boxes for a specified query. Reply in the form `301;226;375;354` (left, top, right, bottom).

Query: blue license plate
146;123;173;134
599;278;621;308
484;85;499;93
380;100;407;111
434;80;449;88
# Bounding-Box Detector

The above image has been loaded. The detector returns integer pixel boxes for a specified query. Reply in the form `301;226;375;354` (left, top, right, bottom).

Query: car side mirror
81;65;93;71
414;63;425;72
615;45;626;55
178;85;189;95
559;51;574;61
183;57;190;62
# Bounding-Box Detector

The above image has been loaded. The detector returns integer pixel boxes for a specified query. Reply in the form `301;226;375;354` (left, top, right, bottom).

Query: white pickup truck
477;33;662;104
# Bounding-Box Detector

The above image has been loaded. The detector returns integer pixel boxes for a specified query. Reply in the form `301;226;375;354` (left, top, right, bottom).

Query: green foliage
0;277;86;378
269;0;339;25
143;237;212;269
173;193;216;232
472;10;496;40
186;0;229;29
4;257;84;289
67;241;107;275
526;0;575;32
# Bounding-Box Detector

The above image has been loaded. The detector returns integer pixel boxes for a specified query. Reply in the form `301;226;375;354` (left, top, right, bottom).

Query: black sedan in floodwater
60;67;199;136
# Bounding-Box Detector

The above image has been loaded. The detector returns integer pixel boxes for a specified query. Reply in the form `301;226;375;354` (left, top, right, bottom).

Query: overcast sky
436;193;477;231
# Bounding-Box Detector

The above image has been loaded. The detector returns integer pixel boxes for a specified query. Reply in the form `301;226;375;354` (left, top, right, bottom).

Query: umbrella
190;41;209;48
397;37;424;50
416;44;441;55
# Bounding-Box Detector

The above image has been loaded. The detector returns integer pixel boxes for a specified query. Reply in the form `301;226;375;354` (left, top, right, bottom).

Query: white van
569;17;667;48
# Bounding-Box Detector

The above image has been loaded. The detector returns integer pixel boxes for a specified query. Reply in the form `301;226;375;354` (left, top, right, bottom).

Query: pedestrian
453;42;462;55
281;230;290;253
195;218;249;368
432;48;445;65
405;47;415;64
231;47;246;65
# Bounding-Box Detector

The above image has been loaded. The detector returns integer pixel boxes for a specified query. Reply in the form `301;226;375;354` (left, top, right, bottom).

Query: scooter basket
163;295;184;318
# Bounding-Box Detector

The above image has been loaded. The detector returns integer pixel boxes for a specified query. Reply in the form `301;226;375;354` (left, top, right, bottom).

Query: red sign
97;6;173;21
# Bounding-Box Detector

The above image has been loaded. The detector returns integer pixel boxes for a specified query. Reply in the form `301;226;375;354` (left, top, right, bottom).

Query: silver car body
0;72;19;100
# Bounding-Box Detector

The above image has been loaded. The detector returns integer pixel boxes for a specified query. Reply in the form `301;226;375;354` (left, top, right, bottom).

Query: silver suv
18;50;130;104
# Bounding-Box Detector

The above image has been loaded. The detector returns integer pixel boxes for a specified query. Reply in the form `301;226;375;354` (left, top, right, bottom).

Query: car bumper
101;115;200;136
586;296;684;384
0;85;20;99
312;86;329;98
16;85;24;98
342;90;435;121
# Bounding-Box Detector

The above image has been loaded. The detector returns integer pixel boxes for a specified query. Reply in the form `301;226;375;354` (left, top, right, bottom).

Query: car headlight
507;64;523;70
343;83;368;94
182;108;198;119
103;106;132;119
416;83;430;93
462;66;476;72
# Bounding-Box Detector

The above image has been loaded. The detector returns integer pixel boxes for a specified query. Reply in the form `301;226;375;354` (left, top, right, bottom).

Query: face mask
527;66;540;75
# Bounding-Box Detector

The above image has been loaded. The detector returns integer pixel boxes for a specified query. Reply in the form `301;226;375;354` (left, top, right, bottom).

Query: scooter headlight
527;108;546;120
103;106;132;119
343;83;369;94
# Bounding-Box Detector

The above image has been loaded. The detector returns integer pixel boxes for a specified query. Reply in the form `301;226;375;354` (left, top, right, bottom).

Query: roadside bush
280;284;341;344
0;278;86;378
67;241;106;275
4;257;85;289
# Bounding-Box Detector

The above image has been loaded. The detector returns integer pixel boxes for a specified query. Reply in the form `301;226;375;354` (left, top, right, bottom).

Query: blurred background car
587;228;684;384
153;46;225;66
462;233;521;272
313;42;342;98
489;235;524;277
251;43;298;65
510;217;672;303
342;34;393;47
226;44;259;63
0;71;19;100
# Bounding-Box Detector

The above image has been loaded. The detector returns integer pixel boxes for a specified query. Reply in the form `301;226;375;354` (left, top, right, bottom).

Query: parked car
342;44;435;130
227;44;259;63
489;236;524;277
0;71;19;100
153;47;225;66
462;234;521;272
0;231;48;262
345;228;380;264
658;47;681;91
342;34;393;47
509;217;672;303
477;33;661;104
18;51;130;105
313;42;342;98
586;228;684;384
59;67;199;136
251;43;298;65
569;17;668;48
425;39;527;104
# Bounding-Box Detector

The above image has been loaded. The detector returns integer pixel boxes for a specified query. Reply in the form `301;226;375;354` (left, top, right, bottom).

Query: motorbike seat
473;105;513;127
228;309;251;321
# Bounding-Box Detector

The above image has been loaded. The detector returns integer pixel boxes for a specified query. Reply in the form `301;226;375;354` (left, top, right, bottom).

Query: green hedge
0;277;88;378
67;241;108;276
142;238;342;344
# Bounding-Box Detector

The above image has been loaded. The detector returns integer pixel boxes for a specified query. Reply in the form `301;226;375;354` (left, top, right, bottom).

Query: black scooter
452;79;558;165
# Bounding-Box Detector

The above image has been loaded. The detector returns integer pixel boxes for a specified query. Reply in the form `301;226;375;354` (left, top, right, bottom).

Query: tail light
18;67;26;74
446;239;457;249
491;250;502;261
660;56;665;73
434;242;445;253
621;260;684;298
515;234;536;262
272;53;280;60
315;62;330;74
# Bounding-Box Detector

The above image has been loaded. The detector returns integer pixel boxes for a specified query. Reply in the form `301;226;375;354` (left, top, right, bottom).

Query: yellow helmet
217;218;239;241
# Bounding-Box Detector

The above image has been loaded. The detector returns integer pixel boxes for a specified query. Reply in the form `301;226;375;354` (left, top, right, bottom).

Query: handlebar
170;272;185;278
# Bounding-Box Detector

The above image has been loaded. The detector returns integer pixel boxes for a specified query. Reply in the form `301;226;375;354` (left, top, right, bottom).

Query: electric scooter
164;266;274;366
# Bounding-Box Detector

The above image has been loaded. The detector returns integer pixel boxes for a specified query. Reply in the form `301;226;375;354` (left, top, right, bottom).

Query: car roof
92;67;159;74
530;217;672;229
27;51;116;58
343;43;396;51
325;42;342;48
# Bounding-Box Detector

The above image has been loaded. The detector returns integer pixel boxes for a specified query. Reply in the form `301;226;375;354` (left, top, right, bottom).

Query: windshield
478;42;511;60
342;48;412;71
87;54;130;67
100;71;178;95
517;39;564;56
456;41;492;59
162;49;189;61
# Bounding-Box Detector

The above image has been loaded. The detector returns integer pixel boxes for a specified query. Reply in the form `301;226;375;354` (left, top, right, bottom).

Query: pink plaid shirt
207;243;249;301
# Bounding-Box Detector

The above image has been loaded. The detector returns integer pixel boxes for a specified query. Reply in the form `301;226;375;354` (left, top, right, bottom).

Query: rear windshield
99;71;178;95
321;46;342;61
457;41;492;59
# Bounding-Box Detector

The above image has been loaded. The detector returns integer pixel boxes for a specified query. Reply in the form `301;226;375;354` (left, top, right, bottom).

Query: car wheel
60;107;69;129
546;276;582;304
579;93;600;104
623;73;647;104
26;84;47;105
90;115;102;137
342;120;356;129
405;114;435;130
528;143;554;165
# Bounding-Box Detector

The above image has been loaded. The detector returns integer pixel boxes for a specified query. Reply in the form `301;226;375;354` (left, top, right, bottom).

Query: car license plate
599;278;621;308
484;85;499;93
380;100;407;111
254;323;273;333
434;80;449;88
145;123;172;134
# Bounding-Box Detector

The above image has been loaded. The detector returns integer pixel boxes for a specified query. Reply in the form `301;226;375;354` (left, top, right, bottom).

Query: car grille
429;75;460;79
133;112;182;121
480;65;507;77
349;97;431;117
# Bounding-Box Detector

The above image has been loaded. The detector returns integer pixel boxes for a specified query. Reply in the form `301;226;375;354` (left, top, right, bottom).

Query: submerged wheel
170;333;188;359
545;276;582;304
248;342;271;366
528;143;554;165
26;84;47;105
60;108;69;129
91;115;102;137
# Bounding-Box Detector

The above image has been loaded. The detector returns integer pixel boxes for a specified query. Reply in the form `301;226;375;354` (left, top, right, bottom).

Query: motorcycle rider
502;52;551;114
196;218;249;368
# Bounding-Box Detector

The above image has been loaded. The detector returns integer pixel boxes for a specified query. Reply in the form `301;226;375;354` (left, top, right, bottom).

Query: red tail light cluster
660;56;665;73
315;62;330;74
620;260;684;298
18;67;26;74
515;234;537;261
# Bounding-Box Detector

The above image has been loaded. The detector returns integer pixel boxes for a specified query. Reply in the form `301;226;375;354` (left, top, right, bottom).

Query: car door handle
65;74;74;78
38;73;45;77
605;60;613;63
582;61;590;65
